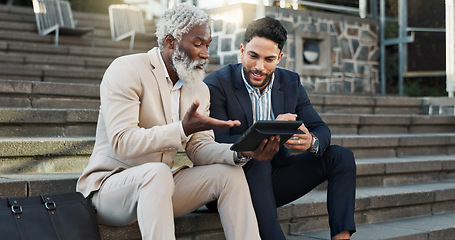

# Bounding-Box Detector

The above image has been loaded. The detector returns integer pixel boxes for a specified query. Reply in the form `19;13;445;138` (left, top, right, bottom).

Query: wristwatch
307;133;319;154
234;151;252;165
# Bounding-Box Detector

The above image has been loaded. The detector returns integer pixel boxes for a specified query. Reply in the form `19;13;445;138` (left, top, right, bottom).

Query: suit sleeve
204;72;244;144
294;81;331;157
100;57;182;160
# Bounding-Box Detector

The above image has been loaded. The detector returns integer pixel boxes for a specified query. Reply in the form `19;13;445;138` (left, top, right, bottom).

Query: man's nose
199;47;209;59
255;59;265;71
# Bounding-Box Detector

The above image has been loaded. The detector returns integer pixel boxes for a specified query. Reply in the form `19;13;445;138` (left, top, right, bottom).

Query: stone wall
206;4;380;95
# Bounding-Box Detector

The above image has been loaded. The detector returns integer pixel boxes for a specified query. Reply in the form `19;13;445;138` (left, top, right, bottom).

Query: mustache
189;59;209;69
250;69;265;75
172;46;208;70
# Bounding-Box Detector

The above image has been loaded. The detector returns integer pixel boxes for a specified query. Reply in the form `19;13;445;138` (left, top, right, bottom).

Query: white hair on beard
171;45;208;84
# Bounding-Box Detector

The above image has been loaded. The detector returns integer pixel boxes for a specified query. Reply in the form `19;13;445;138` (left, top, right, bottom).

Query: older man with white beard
76;4;265;240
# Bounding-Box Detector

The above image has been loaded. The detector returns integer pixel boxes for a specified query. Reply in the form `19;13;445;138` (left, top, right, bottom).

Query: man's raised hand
182;100;241;136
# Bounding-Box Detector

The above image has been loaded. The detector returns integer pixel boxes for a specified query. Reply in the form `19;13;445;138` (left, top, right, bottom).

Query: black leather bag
0;192;100;240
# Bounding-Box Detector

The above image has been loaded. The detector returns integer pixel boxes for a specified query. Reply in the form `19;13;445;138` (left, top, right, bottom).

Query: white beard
171;46;208;84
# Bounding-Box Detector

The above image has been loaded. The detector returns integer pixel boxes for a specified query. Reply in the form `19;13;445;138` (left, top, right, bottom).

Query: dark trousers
243;145;357;240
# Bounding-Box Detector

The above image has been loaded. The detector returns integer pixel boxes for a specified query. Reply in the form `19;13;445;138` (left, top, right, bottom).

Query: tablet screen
230;120;303;152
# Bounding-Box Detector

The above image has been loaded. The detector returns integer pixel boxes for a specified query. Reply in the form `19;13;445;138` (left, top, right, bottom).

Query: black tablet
230;120;303;152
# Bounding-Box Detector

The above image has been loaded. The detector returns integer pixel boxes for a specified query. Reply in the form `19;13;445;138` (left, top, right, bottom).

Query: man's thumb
188;99;200;113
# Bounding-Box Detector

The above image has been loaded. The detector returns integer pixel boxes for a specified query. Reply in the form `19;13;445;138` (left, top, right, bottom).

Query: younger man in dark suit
204;16;356;240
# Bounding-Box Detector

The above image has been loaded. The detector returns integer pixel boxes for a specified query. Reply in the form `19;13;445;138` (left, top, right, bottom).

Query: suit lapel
271;71;285;117
148;48;173;124
180;83;193;120
233;65;254;126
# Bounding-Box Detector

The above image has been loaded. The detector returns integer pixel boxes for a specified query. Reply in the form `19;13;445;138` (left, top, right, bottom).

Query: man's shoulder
111;52;149;67
118;52;149;60
217;63;240;73
275;67;300;79
205;64;240;82
273;68;303;92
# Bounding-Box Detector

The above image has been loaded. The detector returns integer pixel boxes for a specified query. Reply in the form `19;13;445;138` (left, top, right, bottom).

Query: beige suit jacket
77;48;235;197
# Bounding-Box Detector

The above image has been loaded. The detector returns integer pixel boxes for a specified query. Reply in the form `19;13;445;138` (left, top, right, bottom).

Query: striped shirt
241;67;275;122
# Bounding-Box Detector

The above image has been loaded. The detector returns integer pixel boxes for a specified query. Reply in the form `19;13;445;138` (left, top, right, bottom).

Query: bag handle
7;197;30;240
41;194;66;240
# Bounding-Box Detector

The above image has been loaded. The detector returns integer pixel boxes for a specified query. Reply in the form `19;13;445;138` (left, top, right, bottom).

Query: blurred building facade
123;0;451;96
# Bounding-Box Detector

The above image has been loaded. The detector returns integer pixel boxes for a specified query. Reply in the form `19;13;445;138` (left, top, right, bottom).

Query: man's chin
178;68;206;84
247;79;267;88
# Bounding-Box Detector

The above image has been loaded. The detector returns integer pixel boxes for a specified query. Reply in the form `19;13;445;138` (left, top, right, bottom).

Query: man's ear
277;51;284;63
240;43;245;56
164;34;175;49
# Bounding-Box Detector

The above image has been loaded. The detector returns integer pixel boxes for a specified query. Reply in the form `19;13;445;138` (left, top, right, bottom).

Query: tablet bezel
230;120;303;152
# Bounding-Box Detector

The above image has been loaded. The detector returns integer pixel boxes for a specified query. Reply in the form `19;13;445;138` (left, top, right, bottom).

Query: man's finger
276;113;297;121
212;119;241;128
298;123;309;134
210;120;235;129
256;138;268;152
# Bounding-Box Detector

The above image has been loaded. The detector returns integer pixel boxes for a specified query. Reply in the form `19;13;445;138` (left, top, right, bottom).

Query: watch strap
234;151;251;165
308;133;319;154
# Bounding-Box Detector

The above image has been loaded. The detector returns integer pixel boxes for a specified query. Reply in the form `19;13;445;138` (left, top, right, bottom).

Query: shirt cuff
179;121;188;141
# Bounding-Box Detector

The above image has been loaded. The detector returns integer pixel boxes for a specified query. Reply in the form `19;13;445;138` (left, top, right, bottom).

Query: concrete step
0;137;190;174
0;3;154;35
355;155;455;188
322;113;455;135
0;5;149;51
0;19;110;39
0;173;80;198
0;137;94;173
280;180;455;237
0;3;157;51
310;95;423;115
330;133;455;159
0;4;35;23
1;40;126;59
0;3;36;14
0;65;104;83
0;80;100;109
287;211;455;240
1;173;453;239
0;137;94;157
0;108;98;137
1;133;454;173
1;129;454;185
0;32;156;54
3;80;453;130
0;18;111;39
0;51;114;71
0;20;36;32
2;108;455;137
0;3;153;52
422;97;455;116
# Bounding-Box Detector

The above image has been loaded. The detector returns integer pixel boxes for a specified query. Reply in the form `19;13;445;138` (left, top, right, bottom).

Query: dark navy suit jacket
204;63;331;163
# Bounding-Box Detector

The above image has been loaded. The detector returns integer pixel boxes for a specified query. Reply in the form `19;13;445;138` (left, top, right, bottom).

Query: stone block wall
206;4;380;95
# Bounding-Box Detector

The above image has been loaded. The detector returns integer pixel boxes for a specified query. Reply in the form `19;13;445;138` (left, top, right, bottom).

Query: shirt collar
157;48;184;89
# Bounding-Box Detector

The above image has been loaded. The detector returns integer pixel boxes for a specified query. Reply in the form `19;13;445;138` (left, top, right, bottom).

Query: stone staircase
1;3;455;240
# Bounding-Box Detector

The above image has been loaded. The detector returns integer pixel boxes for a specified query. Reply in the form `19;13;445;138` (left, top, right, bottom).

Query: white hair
155;3;210;50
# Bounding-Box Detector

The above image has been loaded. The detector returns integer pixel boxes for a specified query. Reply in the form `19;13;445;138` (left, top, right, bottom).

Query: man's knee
139;162;174;194
324;145;356;172
205;164;250;195
243;159;273;180
204;164;246;211
210;164;245;182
